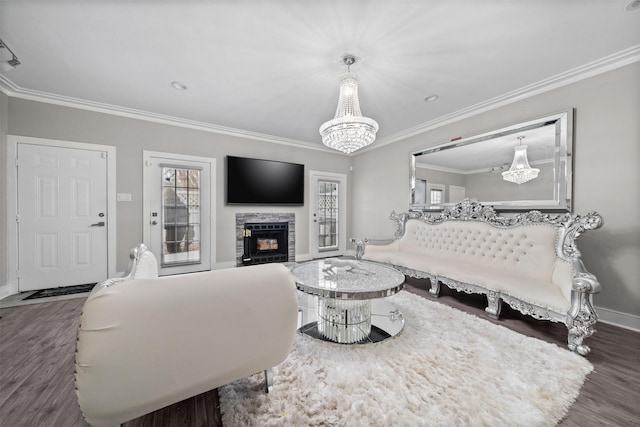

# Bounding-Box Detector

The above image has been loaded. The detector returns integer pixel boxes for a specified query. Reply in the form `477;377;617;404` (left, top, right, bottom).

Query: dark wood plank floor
1;279;638;426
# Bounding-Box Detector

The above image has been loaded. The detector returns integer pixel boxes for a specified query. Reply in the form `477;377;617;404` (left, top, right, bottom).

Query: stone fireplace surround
235;213;295;267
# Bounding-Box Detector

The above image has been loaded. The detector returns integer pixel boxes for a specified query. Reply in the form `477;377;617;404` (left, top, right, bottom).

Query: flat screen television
226;156;304;205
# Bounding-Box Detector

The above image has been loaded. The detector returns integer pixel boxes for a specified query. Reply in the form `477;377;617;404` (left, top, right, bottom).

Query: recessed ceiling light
171;81;188;91
423;94;439;102
626;0;640;11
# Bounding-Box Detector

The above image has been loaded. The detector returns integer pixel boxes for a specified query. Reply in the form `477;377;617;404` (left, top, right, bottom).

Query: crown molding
359;45;640;155
0;75;339;154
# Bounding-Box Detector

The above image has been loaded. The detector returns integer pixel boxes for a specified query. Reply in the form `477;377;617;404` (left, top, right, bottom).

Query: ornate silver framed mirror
410;109;574;212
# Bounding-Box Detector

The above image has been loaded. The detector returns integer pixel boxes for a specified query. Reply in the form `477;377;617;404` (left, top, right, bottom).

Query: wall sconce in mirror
410;109;574;212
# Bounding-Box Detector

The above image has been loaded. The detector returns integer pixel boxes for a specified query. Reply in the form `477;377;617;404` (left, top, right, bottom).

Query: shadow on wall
579;228;640;312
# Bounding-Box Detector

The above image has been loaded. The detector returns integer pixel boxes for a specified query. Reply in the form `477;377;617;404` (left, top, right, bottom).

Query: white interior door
144;152;214;276
17;143;108;291
309;171;347;259
449;185;466;203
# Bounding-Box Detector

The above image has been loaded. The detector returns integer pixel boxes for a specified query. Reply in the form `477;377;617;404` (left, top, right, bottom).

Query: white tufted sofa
75;244;298;426
352;199;603;356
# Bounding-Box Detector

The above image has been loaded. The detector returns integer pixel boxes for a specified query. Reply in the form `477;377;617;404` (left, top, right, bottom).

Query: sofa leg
428;279;441;297
264;368;274;393
485;291;502;319
567;309;597;356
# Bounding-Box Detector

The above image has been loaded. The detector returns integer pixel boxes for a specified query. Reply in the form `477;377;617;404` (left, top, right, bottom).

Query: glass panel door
161;166;201;266
145;151;213;276
318;180;339;251
309;171;347;259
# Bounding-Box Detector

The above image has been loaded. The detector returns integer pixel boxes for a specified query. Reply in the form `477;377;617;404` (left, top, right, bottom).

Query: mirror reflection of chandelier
502;136;540;185
319;55;378;154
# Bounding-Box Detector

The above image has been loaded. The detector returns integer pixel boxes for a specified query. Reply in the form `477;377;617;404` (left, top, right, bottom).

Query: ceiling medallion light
0;38;21;71
319;55;378;154
502;136;540;185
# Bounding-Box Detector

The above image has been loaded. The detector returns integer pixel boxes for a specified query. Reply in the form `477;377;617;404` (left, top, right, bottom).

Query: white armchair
75;244;298;426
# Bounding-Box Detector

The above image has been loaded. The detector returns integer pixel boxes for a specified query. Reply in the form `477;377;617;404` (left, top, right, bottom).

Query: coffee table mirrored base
297;293;404;344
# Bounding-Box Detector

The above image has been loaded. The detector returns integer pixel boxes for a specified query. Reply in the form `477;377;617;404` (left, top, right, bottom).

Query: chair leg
485;291;502;319
428;278;441;297
264;368;274;393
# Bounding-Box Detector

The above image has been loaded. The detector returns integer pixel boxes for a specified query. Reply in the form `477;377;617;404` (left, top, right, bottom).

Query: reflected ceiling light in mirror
502;136;540;184
319;55;378;154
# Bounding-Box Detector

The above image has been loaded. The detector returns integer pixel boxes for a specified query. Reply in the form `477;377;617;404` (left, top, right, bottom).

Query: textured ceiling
1;1;639;152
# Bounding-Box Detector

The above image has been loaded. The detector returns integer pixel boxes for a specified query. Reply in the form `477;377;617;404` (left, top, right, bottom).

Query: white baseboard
215;261;237;270
595;306;640;332
295;253;312;262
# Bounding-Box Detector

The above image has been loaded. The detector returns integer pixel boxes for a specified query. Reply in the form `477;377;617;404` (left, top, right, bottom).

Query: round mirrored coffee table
291;259;405;344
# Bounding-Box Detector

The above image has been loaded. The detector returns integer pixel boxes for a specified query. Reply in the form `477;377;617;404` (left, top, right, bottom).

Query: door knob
151;220;158;225
90;221;105;227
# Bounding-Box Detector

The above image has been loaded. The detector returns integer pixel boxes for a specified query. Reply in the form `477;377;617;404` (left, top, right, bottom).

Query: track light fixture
0;38;21;71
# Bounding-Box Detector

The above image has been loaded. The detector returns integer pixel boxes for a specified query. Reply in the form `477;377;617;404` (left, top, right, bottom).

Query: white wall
0;92;8;296
4;98;352;275
352;62;640;318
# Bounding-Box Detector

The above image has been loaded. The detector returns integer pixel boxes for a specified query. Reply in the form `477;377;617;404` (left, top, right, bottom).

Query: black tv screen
226;156;304;205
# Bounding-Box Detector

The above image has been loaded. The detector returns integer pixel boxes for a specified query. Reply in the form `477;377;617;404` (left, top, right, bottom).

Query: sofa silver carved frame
352;199;603;356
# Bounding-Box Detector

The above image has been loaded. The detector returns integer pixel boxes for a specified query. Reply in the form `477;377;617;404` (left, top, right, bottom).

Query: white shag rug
219;291;592;427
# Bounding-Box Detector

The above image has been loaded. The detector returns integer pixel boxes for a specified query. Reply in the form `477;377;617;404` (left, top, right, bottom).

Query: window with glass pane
318;180;338;251
162;167;201;266
430;189;443;205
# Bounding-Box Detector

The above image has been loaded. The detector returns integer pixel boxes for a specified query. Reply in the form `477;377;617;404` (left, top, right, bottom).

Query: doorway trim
142;151;216;273
6;135;117;296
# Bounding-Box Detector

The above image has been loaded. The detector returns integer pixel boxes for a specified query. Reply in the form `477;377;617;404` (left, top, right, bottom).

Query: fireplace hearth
242;222;289;265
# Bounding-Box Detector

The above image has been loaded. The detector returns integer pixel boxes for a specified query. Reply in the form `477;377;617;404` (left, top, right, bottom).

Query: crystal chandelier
319;55;378;154
502;136;540;184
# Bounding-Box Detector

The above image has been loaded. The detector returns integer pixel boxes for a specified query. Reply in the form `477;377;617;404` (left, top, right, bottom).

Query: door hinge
15;214;19;223
15;157;19;167
101;152;107;159
16;270;20;279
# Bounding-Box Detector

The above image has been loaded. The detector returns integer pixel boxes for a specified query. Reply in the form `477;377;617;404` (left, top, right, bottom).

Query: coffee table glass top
291;259;404;300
